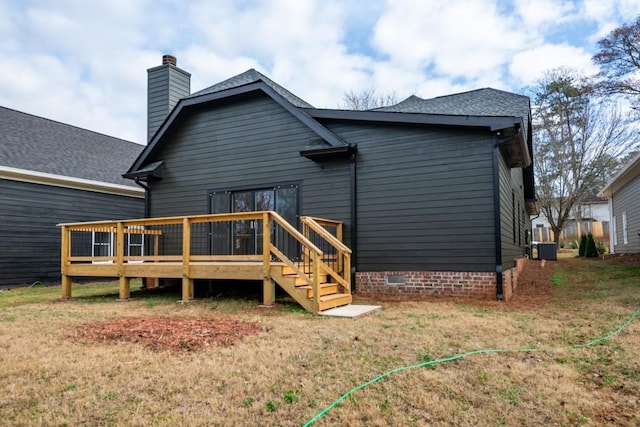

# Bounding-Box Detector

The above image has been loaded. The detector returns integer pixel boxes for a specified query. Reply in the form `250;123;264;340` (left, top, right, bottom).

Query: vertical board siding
0;179;144;287
326;122;496;272
146;95;352;227
612;176;640;253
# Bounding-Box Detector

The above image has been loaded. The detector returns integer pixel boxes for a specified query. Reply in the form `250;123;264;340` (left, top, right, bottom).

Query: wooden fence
532;221;609;243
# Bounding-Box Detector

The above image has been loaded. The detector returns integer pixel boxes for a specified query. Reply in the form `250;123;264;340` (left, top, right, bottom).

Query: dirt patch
506;259;554;309
603;252;640;266
71;316;262;352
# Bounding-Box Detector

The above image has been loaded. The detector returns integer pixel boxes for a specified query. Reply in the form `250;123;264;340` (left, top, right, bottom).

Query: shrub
578;234;587;256
595;240;608;255
560;240;565;248
568;240;579;250
585;233;598;258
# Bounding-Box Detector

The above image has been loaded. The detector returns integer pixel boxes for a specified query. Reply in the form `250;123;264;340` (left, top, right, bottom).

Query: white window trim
612;215;618;247
92;231;114;264
622;211;628;245
127;226;145;264
91;228;146;264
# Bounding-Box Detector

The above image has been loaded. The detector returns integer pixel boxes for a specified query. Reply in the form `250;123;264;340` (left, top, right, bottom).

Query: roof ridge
431;87;528;100
189;69;313;108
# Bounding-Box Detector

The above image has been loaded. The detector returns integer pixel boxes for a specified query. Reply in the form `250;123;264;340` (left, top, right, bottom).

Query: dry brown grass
0;257;639;426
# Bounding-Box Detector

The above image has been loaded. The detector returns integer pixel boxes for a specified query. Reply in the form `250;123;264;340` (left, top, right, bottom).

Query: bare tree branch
339;87;401;110
531;68;640;243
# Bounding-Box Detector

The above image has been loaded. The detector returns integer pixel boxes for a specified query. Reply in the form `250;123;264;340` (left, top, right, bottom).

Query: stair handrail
269;211;326;313
300;216;351;295
300;216;352;254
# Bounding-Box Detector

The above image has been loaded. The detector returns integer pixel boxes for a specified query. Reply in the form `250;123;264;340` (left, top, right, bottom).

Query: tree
592;16;640;107
585;233;598;258
531;68;639;244
340;87;401;110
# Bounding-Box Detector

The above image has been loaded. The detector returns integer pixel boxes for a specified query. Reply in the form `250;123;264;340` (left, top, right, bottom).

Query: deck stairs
271;263;352;313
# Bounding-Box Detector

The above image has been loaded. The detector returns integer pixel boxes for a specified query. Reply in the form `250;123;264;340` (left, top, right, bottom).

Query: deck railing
301;216;351;295
59;211;350;314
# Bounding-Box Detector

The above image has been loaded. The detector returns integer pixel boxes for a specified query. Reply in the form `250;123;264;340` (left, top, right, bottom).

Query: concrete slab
319;304;381;318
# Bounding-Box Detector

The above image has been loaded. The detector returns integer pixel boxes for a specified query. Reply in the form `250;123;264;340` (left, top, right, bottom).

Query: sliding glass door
209;184;299;257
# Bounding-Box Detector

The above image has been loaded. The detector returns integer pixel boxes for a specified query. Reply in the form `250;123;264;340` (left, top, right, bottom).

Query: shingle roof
377;88;529;116
0;106;144;187
189;69;314;108
376;88;531;138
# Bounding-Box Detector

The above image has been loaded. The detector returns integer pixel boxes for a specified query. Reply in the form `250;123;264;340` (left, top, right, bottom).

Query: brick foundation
356;258;528;301
501;257;528;301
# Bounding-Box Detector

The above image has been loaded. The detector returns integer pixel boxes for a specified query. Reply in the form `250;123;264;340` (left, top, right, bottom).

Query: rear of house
120;56;535;301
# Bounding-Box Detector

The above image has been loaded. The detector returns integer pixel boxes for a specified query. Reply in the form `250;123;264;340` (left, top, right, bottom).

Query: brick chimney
147;54;191;141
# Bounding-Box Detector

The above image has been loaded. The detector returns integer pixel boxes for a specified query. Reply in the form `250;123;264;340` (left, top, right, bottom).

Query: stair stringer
270;266;315;313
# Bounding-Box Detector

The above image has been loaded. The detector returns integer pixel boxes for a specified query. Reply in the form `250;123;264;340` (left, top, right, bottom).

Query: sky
1;0;639;145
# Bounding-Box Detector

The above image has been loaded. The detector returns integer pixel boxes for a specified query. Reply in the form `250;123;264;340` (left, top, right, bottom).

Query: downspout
350;150;358;291
492;137;504;300
134;177;150;218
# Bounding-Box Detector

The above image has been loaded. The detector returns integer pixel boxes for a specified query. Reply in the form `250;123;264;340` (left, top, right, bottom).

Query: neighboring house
530;196;610;242
0;106;145;287
119;56;536;301
600;153;640;253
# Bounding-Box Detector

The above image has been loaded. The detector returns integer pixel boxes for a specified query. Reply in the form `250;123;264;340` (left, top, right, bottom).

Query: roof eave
305;108;524;131
599;153;640;198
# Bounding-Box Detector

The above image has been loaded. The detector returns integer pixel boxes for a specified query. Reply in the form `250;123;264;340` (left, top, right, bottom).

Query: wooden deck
58;212;352;314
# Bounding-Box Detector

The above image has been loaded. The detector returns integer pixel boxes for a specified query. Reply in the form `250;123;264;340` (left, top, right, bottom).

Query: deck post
60;225;72;299
181;217;193;301
312;251;320;315
116;222;130;299
262;212;275;306
119;276;131;299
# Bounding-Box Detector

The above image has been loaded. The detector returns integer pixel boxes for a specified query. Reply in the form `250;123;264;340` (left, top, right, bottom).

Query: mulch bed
71;316;262;352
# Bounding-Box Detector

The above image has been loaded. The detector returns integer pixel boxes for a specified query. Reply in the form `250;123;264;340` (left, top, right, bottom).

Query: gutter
350;151;357;290
492;136;504;300
134;178;151;218
0;165;144;198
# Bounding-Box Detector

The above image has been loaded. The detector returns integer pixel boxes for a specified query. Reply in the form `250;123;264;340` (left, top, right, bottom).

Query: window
92;231;114;264
612;215;618;246
622;211;628;244
127;226;145;263
91;228;145;263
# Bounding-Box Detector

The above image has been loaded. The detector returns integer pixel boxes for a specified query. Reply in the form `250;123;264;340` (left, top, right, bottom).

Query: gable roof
128;69;347;176
0;106;143;188
189;69;313;108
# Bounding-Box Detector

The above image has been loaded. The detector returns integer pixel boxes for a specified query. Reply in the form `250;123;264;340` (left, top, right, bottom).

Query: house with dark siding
0;107;145;287
601;153;640;254
122;55;536;301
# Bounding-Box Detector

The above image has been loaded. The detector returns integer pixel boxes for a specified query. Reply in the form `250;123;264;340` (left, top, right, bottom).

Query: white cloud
0;0;638;144
509;43;598;84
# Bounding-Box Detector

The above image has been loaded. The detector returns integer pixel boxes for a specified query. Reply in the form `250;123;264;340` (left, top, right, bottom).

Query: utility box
537;242;558;261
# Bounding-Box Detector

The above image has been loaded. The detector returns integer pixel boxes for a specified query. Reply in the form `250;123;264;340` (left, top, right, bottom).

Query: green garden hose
303;307;640;426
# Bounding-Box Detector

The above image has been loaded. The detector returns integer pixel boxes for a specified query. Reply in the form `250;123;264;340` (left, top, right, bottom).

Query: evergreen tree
579;234;587;256
585;233;598;258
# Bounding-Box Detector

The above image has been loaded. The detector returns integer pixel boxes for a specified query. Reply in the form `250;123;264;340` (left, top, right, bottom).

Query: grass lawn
0;257;639;426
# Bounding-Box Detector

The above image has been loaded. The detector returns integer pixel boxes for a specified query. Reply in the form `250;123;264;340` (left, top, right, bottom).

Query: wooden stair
271;263;352;313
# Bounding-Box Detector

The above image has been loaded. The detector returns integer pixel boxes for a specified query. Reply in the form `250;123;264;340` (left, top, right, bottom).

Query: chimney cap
162;55;177;66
